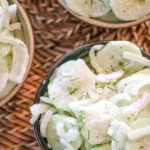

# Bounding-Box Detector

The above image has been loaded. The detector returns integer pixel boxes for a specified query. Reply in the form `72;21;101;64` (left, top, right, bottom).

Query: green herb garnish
43;91;49;97
118;62;125;71
68;87;78;95
79;94;84;100
93;139;111;148
107;82;118;93
86;91;90;99
71;77;79;81
98;0;106;11
92;88;101;95
104;133;118;143
63;75;72;77
139;0;145;5
88;130;90;140
90;0;94;7
9;30;14;37
140;145;144;149
19;43;25;48
76;111;86;131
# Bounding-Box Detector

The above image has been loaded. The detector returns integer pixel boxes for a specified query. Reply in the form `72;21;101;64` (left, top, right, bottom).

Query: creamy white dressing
96;70;124;83
128;126;150;141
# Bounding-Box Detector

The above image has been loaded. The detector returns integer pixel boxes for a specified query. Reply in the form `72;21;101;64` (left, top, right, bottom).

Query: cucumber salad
64;0;150;21
0;0;29;99
31;41;150;150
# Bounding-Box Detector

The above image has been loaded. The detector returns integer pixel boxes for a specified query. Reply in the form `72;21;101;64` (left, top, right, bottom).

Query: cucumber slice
81;114;112;145
40;108;56;138
30;104;50;125
110;0;150;21
0;55;8;72
123;51;150;67
46;114;82;150
130;118;150;130
0;0;10;30
91;144;110;150
110;93;131;107
117;68;150;92
48;59;96;111
124;136;150;150
0;72;8;94
124;80;150;97
0;43;12;56
65;0;111;17
128;126;150;141
89;45;104;73
111;122;130;150
122;93;150;122
0;56;9;94
96;41;143;74
65;0;87;16
85;140;110;150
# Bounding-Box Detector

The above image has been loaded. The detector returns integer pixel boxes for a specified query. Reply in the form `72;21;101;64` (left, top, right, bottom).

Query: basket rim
0;0;34;106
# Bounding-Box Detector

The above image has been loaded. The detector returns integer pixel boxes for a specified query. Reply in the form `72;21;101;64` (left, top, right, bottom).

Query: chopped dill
139;0;145;5
9;30;14;37
79;94;84;100
76;111;86;131
118;61;125;71
63;75;72;77
107;82;118;93
71;77;79;81
68;87;78;95
43;91;49;97
86;91;90;99
88;130;90;140
104;133;118;143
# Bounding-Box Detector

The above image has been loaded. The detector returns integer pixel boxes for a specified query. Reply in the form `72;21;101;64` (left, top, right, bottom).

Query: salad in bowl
31;41;150;150
59;0;150;28
0;0;33;103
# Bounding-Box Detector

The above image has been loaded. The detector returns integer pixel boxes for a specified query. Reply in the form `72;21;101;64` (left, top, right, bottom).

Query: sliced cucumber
30;103;50;125
84;140;110;150
81;114;112;145
65;0;111;17
117;68;150;92
0;72;8;94
48;59;96;111
111;122;130;150
124;80;150;97
110;93;131;106
110;0;150;21
96;41;143;74
46;114;82;150
65;0;87;16
130;118;150;129
123;51;150;67
0;55;8;72
122;93;150;122
124;136;150;150
91;144;110;150
0;43;12;56
40;109;56;138
128;126;150;141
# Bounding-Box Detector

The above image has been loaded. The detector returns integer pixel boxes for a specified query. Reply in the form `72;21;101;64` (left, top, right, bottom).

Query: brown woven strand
0;0;150;149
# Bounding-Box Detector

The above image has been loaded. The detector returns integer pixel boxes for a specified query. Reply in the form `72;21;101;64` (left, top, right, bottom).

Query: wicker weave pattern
0;0;150;149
